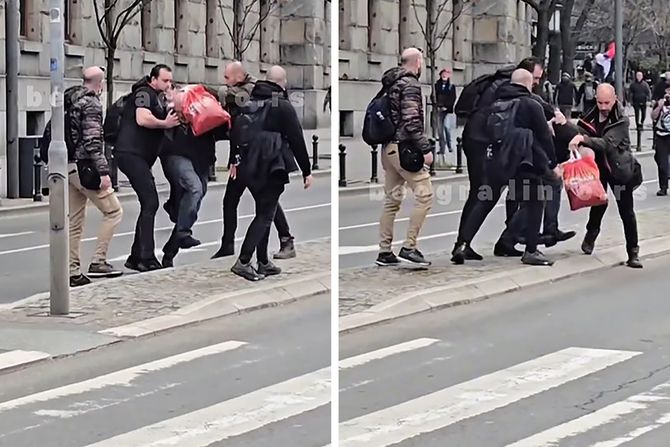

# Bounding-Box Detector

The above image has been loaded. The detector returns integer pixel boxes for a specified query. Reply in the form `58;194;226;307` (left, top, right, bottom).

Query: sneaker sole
398;256;431;267
87;271;124;278
375;260;400;267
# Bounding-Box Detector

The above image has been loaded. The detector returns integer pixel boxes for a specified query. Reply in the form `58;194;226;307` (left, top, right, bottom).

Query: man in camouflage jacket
376;47;434;268
67;66;124;287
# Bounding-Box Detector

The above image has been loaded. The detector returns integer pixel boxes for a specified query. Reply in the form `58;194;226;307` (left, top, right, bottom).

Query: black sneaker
464;245;483;261
376;251;400;266
581;229;600;255
125;258;163;272
451;242;467;265
398;247;431;266
626;246;643;269
657;189;668;197
555;230;577;242
178;235;201;250
70;274;92;287
274;237;296;260
258;260;282;276
494;241;523;257
212;242;235;259
231;259;265;281
88;262;123;278
162;255;175;269
522;250;554;266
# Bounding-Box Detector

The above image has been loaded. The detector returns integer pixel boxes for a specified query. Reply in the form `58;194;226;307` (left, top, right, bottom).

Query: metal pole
5;0;20;198
33;150;43;202
428;138;436;177
48;0;70;315
312;135;320;171
370;145;378;184
455;136;464;174
338;144;347;187
614;0;624;98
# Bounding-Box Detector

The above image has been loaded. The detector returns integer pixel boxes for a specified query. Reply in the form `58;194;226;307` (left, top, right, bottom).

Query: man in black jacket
453;69;562;266
554;73;577;119
435;68;457;154
629;71;652;130
230;66;313;281
569;83;642;268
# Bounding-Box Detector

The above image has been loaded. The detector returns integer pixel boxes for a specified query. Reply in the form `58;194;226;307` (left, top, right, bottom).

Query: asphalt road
339;253;670;447
0;294;331;447
339;153;665;269
0;177;331;304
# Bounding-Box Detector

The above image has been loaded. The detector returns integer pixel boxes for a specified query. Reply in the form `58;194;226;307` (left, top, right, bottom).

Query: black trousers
504;179;562;238
116;152;159;261
586;172;639;250
499;176;546;253
222;176;291;247
239;182;286;265
655;136;670;191
633;103;648;129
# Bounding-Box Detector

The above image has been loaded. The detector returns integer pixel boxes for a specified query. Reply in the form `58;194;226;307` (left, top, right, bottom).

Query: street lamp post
614;0;624;98
48;0;70;315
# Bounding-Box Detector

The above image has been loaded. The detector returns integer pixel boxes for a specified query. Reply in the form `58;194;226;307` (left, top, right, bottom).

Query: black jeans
655;136;670;191
162;155;208;257
116;152;159;261
239;183;286;265
222;176;291;247
504;179;562;238
586;173;639;250
499;176;546;253
633;103;648;129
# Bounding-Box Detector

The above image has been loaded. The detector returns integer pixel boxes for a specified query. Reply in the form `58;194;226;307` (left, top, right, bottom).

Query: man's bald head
510;68;533;91
596;83;617;116
224;61;247;87
267;65;288;89
83;66;104;95
401;47;423;76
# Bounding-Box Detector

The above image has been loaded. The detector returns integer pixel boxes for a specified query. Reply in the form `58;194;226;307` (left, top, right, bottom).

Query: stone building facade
0;0;330;196
339;0;533;136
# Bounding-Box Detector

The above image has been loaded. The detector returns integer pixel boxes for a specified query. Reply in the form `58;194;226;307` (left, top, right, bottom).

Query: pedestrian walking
651;86;670;196
629;71;652;130
229;66;313;281
212;62;297;260
577;73;599;116
554;73;577;120
114;64;180;272
569;84;643;268
435;68;457;154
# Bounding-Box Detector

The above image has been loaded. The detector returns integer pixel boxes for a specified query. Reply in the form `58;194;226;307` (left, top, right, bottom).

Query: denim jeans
438;111;454;154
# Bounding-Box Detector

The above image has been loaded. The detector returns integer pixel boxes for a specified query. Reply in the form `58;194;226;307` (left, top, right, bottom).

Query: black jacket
554;79;577;106
494;82;558;171
435;79;457;113
653;79;670;101
629;80;651;105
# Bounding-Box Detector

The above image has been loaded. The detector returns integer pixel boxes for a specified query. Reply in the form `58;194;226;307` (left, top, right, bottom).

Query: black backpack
39;105;78;164
485;98;521;146
454;66;515;119
362;86;396;146
103;93;131;145
230;99;272;158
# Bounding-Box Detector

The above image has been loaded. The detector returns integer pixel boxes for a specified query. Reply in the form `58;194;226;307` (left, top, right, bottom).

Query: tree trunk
233;0;244;60
534;8;551;62
560;0;576;75
106;47;116;108
548;31;562;84
426;0;437;140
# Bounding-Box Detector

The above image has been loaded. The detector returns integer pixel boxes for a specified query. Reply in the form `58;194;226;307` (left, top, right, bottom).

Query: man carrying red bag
568;84;643;268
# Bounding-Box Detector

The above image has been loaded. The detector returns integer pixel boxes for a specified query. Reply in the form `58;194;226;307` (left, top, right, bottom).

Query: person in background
652;71;670;102
651;86;670;196
435;67;457;154
554;72;577;120
629;71;652;130
577;72;599;116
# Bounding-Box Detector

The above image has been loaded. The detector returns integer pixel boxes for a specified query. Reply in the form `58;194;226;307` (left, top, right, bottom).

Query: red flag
605;42;616;59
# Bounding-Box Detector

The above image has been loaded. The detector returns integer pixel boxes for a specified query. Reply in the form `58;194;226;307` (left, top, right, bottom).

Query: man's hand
423;151;434;166
553;110;568;125
163;111;180;129
569;134;585;152
303;175;313;190
229;165;237;180
100;175;112;191
553;165;564;178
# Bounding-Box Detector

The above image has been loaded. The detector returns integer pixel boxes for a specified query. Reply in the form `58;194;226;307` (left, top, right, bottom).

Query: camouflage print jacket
66;86;109;175
382;67;431;154
218;74;258;117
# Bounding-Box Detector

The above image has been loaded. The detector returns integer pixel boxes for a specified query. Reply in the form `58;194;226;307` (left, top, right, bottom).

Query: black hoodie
248;80;311;177
494;82;558;170
115;76;168;164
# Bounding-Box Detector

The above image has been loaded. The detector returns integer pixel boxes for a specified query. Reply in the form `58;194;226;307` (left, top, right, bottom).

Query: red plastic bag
562;151;608;211
181;85;230;136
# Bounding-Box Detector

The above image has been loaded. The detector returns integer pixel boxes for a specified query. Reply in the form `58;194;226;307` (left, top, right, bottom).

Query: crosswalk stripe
340;338;440;370
0;350;50;372
0;341;246;412
339;347;641;447
506;382;670;447
81;367;331;447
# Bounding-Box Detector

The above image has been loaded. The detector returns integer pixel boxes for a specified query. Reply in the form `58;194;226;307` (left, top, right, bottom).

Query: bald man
569;83;642;268
220;61;257;114
227;65;313;281
67;66;124;286
453;69;560;266
375;47;434;267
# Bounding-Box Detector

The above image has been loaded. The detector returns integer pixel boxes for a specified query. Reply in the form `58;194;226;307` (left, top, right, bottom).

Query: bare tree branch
219;0;240;57
112;0;144;44
411;1;429;50
434;0;476;52
241;0;278;53
92;0;113;48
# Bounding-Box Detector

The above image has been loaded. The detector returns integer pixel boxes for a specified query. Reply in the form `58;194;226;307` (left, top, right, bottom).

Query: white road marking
0;341;246;412
0;202;330;257
506;382;670;447
80;367;331;447
339;347;641;447
0;350;50;372
0;231;34;239
340;338;440;370
339;231;457;255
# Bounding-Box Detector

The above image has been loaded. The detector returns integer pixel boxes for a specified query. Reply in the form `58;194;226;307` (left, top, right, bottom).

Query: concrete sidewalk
339;207;670;331
0;238;330;371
